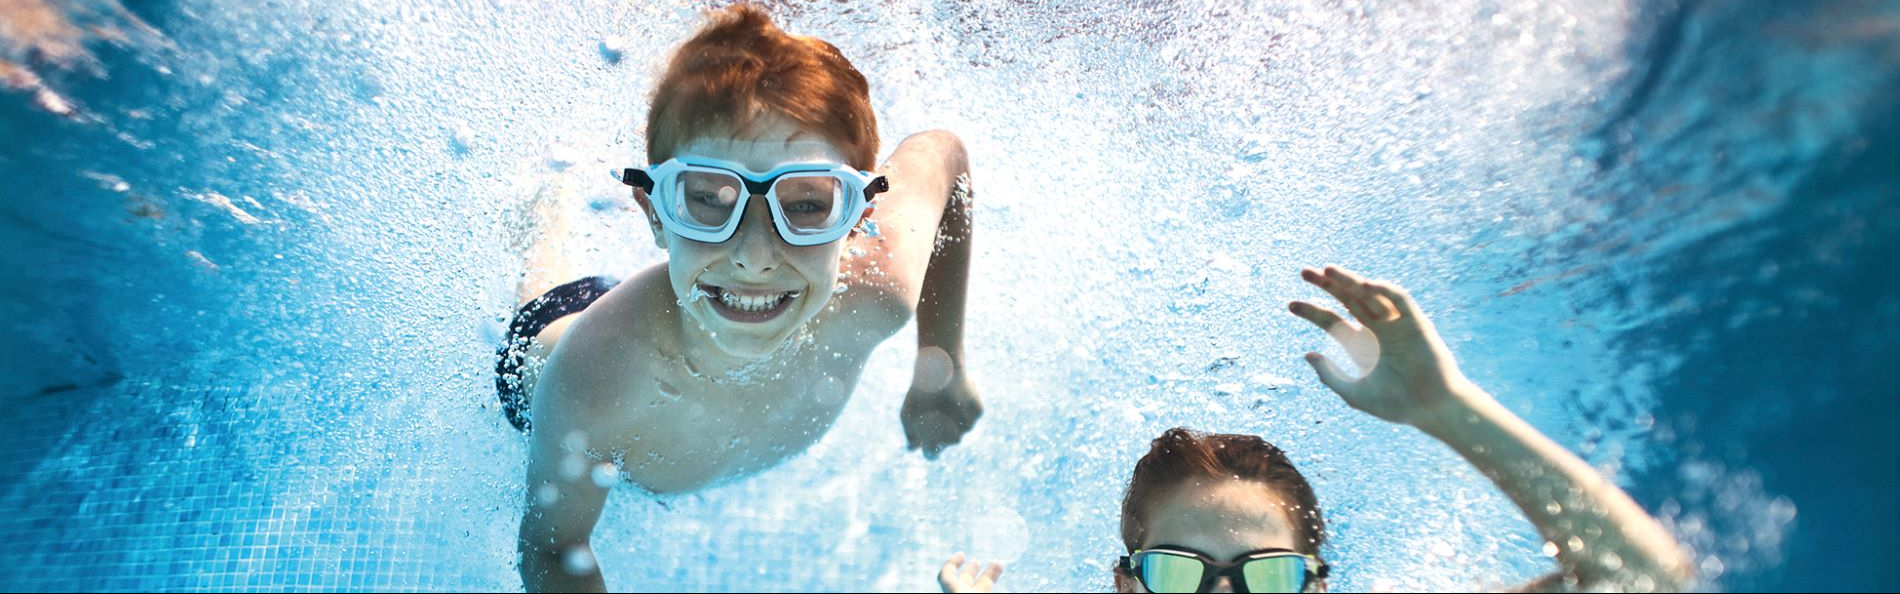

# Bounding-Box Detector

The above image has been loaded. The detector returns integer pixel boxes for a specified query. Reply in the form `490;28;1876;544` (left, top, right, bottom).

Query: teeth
706;285;798;313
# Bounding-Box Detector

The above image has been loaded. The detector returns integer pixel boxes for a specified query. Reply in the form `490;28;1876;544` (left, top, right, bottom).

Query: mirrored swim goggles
1120;546;1329;593
622;156;889;246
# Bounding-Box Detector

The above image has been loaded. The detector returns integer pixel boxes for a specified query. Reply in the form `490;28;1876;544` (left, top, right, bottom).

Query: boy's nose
1208;575;1237;593
729;197;782;274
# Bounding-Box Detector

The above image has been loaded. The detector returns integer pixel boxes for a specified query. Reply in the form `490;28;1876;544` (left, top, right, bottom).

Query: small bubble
449;123;474;156
559;453;586;480
833;284;848;295
912;346;955;393
590;462;618;488
562;546;597;575
655;380;683;402
536;484;560;506
598;36;626;64
1698;555;1726;579
1598;551;1623;572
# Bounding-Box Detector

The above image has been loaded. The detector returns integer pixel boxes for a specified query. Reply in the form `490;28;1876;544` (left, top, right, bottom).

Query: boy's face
644;115;854;360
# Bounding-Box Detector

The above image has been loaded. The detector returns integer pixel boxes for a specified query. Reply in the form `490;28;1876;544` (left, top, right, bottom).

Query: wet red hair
646;4;879;170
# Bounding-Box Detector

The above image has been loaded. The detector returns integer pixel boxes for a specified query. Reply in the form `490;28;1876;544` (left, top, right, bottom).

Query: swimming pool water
3;0;1897;591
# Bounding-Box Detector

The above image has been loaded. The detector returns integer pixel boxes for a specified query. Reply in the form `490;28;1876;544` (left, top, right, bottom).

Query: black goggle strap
621;168;654;193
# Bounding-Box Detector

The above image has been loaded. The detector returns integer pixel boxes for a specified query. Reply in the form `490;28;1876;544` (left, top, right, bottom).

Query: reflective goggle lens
1137;551;1207;594
1240;555;1309;593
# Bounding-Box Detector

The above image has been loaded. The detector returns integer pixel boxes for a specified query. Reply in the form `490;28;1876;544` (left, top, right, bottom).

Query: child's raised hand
937;553;1004;593
1288;266;1480;431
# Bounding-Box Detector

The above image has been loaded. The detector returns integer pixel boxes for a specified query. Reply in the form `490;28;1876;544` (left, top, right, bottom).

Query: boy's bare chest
608;349;869;491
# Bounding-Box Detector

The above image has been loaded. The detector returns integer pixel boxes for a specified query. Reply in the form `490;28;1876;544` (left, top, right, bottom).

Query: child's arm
851;130;983;459
517;344;614;592
1290;266;1693;592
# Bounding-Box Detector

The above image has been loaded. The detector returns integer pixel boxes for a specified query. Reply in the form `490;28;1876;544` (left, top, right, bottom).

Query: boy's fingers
961;557;982;581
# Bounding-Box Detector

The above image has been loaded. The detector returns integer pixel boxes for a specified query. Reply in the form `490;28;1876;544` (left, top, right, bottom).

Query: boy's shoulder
539;266;678;416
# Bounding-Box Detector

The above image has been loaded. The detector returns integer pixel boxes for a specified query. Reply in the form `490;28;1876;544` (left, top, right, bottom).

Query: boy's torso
545;263;900;494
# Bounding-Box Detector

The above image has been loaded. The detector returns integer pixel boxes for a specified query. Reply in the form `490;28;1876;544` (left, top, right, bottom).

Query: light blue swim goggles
622;156;889;246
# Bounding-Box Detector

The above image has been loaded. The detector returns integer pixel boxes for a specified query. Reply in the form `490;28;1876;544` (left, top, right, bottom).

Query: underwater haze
2;0;1898;591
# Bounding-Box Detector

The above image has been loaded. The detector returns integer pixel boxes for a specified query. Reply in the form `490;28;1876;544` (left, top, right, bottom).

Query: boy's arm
518;345;612;592
848;130;982;459
1290;266;1693;592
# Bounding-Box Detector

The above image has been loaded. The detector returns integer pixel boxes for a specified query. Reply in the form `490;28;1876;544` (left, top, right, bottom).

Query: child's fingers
1359;292;1397;323
1323;265;1378;309
976;563;1005;590
939;554;966;588
1363;281;1421;321
961;557;982;581
1299;267;1351;313
1310;266;1374;322
1289;301;1349;332
1305;352;1355;394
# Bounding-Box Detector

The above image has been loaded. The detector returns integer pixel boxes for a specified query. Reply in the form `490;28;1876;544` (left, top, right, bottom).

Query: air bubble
655;380;683;402
589;462;618;488
912;346;955;393
562;546;597;574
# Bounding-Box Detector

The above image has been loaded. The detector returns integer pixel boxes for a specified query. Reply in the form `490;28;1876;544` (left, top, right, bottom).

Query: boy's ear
630;188;668;250
1113;567;1139;593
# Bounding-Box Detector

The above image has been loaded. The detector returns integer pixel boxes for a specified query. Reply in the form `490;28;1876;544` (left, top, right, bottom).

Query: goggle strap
621;168;655;193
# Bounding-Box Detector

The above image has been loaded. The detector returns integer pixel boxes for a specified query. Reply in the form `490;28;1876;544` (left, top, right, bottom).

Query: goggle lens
1137;551;1207;593
773;173;845;233
675;170;743;228
667;169;850;237
1239;555;1309;593
1132;550;1316;593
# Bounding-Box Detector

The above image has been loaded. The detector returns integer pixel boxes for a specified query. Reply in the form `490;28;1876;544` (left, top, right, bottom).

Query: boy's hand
938;553;1004;593
902;352;983;459
1288;265;1483;431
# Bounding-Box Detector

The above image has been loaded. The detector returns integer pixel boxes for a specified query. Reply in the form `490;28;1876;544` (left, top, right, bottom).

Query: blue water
2;0;1895;591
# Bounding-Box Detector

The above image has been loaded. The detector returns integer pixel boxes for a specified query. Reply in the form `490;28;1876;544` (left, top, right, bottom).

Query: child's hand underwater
902;361;985;460
1288;265;1483;433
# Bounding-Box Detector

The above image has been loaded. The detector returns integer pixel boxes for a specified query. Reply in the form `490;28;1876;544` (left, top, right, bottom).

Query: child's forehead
1142;479;1300;559
674;119;848;171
